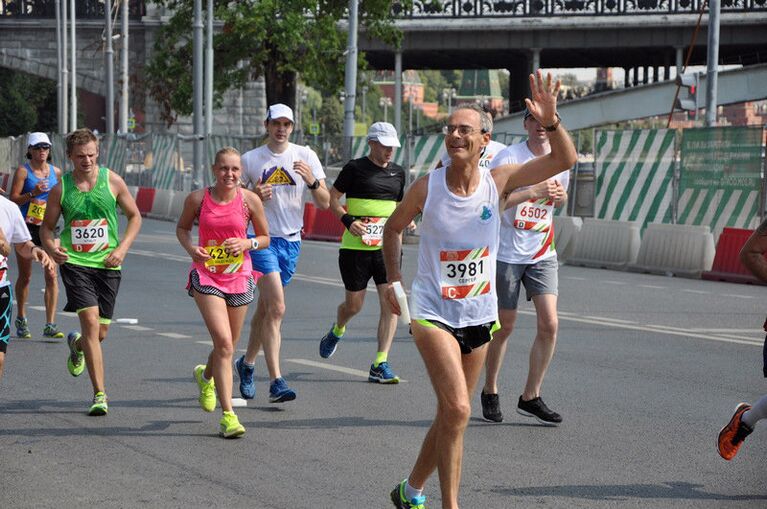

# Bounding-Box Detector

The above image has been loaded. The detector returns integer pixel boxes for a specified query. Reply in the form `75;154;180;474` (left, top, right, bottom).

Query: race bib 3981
439;247;491;300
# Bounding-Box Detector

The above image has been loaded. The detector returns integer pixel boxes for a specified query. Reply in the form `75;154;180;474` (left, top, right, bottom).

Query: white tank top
411;165;500;328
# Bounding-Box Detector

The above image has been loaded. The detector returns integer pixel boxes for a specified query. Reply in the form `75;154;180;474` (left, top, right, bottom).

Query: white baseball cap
28;132;52;148
367;122;400;147
266;103;294;123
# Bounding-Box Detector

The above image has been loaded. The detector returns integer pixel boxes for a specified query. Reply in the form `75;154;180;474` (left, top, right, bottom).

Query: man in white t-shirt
0;195;53;381
236;103;330;403
481;108;570;425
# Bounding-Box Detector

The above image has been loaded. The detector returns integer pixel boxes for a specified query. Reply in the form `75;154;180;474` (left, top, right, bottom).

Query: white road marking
681;289;709;294
581;315;637;324
721;294;754;299
639;284;666;289
563;276;586;280
288;358;408;383
120;325;154;331
603;280;626;285
157;332;191;339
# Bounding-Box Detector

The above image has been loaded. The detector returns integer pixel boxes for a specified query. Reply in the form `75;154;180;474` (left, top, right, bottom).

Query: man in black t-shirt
319;122;413;383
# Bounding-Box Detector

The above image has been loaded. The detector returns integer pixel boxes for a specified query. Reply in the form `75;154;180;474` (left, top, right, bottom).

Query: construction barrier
702;228;765;285
553;216;583;263
629;223;715;278
567;218;641;270
302;203;343;242
147;189;175;220
135;187;156;217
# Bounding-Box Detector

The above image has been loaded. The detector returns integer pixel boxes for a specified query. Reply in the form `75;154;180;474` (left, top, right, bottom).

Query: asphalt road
2;217;765;508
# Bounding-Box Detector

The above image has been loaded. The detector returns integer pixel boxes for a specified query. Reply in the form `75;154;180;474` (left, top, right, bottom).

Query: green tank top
60;167;120;269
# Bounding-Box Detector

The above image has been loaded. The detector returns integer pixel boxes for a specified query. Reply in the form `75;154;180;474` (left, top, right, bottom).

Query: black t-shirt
333;157;405;202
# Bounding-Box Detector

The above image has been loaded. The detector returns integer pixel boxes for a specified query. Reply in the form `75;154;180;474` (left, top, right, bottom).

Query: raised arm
740;219;767;283
492;71;577;195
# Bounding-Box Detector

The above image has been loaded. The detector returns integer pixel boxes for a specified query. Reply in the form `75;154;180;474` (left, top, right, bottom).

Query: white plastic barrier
147;189;174;220
169;191;187;221
127;185;138;199
553;216;582;263
628;223;715;278
566;218;641;270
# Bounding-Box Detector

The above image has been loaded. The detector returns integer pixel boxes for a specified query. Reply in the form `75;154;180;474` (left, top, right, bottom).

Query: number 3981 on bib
439;247;491;300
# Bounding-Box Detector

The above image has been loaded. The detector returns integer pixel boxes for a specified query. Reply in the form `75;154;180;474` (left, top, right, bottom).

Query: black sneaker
481;391;503;422
516;396;562;425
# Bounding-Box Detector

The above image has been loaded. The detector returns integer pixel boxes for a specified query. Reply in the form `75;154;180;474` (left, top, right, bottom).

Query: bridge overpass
493;63;767;134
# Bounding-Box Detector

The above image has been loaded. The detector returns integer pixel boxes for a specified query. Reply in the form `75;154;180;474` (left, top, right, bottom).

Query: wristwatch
543;114;561;132
307;179;320;190
250;238;259;251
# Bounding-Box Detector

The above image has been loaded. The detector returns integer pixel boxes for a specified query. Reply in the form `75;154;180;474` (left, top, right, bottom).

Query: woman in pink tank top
177;147;269;438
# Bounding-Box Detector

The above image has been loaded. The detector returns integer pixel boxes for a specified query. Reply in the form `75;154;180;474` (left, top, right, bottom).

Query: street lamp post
379;96;392;123
361;85;368;123
442;87;456;114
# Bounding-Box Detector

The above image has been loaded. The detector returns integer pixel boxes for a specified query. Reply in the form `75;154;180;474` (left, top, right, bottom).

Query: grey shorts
496;256;559;310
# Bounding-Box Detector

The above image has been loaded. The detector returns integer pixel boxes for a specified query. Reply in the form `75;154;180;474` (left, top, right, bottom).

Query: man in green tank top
41;128;142;417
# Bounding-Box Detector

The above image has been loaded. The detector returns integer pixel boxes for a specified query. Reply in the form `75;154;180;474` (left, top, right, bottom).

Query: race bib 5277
360;217;387;247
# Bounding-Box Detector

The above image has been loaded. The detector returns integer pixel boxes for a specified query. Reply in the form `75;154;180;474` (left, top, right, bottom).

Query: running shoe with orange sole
717;402;754;460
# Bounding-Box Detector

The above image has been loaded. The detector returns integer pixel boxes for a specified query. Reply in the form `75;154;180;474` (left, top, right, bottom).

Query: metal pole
342;0;359;160
205;0;213;136
705;0;720;127
62;0;68;133
193;0;204;187
104;0;115;134
361;86;367;123
70;0;77;129
55;0;64;134
394;50;402;135
120;0;129;133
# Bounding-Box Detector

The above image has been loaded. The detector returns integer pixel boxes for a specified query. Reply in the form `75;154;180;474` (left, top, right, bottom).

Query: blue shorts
250;236;302;287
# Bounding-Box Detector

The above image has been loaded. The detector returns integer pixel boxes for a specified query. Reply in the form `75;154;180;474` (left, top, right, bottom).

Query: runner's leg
245;272;284;380
77;306;105;393
522;294;558;400
483;308;517;394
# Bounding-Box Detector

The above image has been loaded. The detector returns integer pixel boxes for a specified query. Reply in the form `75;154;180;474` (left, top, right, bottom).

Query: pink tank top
190;188;253;293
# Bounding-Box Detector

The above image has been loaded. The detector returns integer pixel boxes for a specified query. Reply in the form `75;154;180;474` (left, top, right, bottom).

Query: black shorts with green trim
60;263;121;321
413;318;500;355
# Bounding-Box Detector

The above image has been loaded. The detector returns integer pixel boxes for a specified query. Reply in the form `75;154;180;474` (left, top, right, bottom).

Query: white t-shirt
241;143;325;240
489;141;570;265
436;139;507;170
0;195;32;288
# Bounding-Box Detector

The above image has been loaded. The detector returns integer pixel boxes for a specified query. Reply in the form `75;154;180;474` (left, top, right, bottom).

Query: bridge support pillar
675;47;684;76
623;67;630;88
508;56;530;112
642;66;649;85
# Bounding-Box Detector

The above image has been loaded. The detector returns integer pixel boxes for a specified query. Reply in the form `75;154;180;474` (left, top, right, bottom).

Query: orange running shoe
717;403;754;461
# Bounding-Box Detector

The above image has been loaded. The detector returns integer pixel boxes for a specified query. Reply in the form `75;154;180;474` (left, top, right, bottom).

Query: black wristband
307;179;320;190
341;214;355;230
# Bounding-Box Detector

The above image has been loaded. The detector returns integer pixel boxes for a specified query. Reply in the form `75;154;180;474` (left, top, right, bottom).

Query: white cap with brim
28;132;52;147
267;103;294;123
366;121;401;148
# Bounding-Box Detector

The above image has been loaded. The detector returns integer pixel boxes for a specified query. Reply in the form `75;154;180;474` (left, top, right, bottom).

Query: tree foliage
0;70;57;136
146;0;404;127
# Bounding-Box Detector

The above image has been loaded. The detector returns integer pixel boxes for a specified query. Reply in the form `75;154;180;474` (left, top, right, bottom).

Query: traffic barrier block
629;223;715;278
303;203;343;242
566;218;641;270
147;189;174;220
302;203;317;239
135;187;156;217
553;216;583;263
702;227;765;285
169;191;187;221
127;186;139;199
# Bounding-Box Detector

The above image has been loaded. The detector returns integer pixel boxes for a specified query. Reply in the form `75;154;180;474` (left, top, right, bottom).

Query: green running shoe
43;323;65;339
66;332;85;377
194;364;216;412
219;411;246;439
390;479;426;509
88;392;108;416
15;317;31;338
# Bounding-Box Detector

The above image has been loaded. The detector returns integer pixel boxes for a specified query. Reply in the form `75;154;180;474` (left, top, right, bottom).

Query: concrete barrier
147;189;174;220
629;223;715;278
702;227;765;285
135;187;156;216
169;191;187;221
553;216;583;262
566;218;641;270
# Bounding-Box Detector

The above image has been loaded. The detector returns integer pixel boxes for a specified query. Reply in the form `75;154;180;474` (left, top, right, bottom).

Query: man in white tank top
480;109;570;426
382;71;578;509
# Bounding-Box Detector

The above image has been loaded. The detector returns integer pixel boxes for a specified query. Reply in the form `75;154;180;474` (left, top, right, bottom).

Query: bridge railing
393;0;766;17
0;0;145;19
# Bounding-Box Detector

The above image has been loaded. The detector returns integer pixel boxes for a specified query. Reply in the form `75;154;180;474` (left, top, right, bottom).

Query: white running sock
404;481;423;501
742;394;767;428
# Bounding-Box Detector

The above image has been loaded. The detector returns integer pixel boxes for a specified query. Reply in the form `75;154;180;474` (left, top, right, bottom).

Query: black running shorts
60;263;121;321
338;249;388;292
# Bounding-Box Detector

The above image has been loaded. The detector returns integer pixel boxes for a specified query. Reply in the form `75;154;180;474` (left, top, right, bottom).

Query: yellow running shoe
219;411;245;439
88;392;108;416
194;365;216;412
66;332;85;377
